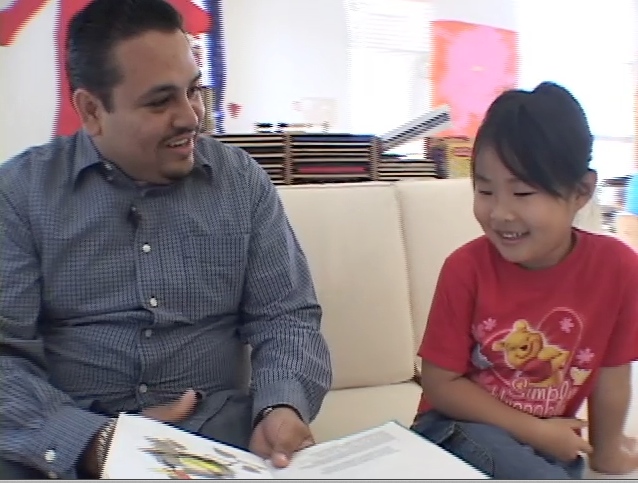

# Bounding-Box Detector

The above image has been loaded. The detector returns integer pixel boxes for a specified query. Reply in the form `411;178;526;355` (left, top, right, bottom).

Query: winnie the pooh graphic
492;320;570;388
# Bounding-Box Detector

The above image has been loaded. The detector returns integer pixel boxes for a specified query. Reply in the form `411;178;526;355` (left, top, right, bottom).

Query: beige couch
277;179;637;477
616;212;638;251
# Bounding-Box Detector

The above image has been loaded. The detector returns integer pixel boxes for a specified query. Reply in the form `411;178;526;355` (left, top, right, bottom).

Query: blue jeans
411;411;585;479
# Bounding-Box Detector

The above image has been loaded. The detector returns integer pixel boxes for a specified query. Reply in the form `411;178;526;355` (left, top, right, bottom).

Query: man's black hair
66;0;185;111
472;81;593;197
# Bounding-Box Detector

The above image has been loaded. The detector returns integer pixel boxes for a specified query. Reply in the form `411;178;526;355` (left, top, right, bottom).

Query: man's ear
575;169;598;210
72;88;106;136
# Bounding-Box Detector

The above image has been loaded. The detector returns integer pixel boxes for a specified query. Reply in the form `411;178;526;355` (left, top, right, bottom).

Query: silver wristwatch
96;418;118;475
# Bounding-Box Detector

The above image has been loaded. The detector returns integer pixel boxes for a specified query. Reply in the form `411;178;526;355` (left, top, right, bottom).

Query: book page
102;413;272;479
270;421;488;480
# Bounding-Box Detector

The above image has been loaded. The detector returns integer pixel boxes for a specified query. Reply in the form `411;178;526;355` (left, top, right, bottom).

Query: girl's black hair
472;81;593;197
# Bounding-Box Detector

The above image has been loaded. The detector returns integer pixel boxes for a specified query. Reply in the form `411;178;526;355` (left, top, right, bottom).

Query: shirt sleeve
236;151;332;424
417;250;477;375
600;244;638;367
0;189;109;478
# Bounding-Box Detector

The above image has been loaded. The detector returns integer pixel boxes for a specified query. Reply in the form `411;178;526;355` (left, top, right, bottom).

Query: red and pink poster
431;20;518;139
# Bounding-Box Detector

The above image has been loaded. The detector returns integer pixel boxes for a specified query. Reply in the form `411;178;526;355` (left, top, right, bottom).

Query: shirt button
143;329;153;338
149;297;158;307
44;449;56;462
142;244;151;253
139;383;148;394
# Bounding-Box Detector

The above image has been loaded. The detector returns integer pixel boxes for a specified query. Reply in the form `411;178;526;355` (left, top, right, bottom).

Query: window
344;0;433;155
517;0;637;181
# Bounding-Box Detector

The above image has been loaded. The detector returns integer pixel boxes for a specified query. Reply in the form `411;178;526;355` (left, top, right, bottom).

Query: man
0;0;332;479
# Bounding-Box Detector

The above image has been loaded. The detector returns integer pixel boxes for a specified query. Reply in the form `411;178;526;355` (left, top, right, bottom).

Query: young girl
411;82;638;479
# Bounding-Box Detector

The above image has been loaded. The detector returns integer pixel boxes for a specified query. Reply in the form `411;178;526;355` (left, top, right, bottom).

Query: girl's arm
587;244;638;474
421;361;542;443
588;364;637;473
417;250;539;442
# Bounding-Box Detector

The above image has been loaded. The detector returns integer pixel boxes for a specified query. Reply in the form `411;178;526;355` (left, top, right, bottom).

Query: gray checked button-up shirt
0;131;332;478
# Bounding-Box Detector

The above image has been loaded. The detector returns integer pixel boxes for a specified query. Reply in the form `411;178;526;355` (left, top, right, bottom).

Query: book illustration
141;436;265;479
102;413;273;479
103;413;488;479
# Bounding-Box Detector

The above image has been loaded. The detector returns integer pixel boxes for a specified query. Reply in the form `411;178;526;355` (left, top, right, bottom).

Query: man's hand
590;434;638;475
82;389;199;476
249;407;314;468
141;389;199;422
527;417;593;462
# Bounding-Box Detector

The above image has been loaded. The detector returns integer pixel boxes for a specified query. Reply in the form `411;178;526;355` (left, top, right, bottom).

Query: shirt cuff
252;380;311;425
31;406;110;479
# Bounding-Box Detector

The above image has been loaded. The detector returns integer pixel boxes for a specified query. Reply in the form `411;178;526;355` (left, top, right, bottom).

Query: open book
102;413;487;479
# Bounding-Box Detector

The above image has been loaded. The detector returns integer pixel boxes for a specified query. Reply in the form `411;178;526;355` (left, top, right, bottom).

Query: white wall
222;0;349;133
0;0;58;162
432;0;515;29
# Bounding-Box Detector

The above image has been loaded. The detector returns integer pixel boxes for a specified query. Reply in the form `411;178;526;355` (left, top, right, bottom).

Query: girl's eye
478;190;492;195
514;192;536;197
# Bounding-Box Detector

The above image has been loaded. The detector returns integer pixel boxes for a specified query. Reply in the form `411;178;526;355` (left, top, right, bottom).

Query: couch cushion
309;382;422;443
615;212;638;250
573;195;604;234
278;183;415;390
395;179;482;366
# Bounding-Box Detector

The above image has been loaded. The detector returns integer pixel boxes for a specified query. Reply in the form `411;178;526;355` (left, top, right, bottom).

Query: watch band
254;404;302;428
96;418;118;475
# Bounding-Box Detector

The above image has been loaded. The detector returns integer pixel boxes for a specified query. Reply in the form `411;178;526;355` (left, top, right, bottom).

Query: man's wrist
254;404;302;428
82;417;117;477
96;418;118;474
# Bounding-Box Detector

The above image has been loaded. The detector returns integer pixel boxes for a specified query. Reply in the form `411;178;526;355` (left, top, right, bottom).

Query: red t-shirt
417;229;638;419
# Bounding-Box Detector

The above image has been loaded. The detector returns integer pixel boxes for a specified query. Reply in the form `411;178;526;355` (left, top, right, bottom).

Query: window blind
517;0;637;181
344;0;433;155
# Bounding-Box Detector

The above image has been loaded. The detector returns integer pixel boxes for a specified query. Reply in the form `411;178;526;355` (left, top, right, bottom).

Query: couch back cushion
277;183;415;389
395;179;482;365
395;179;605;367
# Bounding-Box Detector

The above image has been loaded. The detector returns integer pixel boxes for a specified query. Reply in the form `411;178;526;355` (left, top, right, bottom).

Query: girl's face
472;147;594;270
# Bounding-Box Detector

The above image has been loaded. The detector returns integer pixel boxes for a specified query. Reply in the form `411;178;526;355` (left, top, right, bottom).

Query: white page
102;413;273;479
270;421;488;480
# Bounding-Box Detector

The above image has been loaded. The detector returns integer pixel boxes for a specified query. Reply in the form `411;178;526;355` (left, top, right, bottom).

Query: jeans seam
453;423;495;477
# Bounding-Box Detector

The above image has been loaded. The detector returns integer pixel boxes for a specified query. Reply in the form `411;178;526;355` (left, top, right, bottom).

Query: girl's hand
590;435;638;475
528;417;593;462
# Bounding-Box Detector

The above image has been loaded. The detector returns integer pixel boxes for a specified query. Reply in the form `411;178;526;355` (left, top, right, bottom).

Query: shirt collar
72;130;103;182
72;130;213;184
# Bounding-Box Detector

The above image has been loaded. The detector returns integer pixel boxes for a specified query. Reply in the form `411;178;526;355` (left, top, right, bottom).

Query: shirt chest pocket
180;234;250;313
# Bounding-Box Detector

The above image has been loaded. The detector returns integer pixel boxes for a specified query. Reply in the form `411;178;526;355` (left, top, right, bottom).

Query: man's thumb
143;389;198;423
168;389;198;420
271;437;302;468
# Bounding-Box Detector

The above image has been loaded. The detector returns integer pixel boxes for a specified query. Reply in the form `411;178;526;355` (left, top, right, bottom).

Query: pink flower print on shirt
575;348;595;366
559;317;574;333
483;318;497;331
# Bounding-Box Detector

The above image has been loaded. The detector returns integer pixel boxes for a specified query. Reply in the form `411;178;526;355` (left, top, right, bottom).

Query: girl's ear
574;169;598;210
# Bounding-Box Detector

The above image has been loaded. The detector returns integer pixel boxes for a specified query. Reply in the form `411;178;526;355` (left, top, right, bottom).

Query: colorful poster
431;20;518;139
0;0;225;136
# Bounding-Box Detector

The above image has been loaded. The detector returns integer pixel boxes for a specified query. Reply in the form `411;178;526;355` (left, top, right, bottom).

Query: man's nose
173;96;200;130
